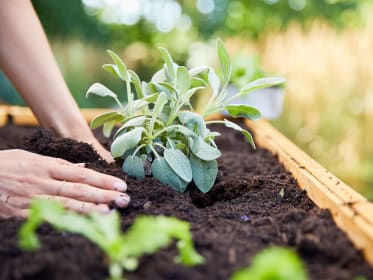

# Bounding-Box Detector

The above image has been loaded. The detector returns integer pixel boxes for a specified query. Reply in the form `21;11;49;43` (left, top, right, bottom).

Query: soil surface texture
0;121;372;280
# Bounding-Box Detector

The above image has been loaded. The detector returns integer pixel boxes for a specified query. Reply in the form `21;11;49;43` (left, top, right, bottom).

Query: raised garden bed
0;106;373;280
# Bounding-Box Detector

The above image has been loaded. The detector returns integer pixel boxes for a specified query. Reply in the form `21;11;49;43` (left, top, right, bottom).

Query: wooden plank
245;119;373;266
0;105;9;127
8;106;111;126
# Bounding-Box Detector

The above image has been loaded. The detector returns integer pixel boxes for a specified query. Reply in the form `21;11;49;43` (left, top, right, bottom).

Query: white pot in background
225;85;284;120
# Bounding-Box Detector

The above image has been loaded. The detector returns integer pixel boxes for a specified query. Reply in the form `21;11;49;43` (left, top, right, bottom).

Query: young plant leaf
192;137;221;161
240;77;285;95
129;70;144;99
123;155;145;179
151;68;166;82
223;119;256;148
217;38;232;84
86;83;118;99
103;64;122;80
114;116;148;139
231;247;308;280
103;119;117;138
177;66;191;96
178;111;207;136
190;154;217;193
208;67;220;97
90;111;124;129
159;47;176;81
111;127;143;158
164;148;193;182
225;105;261;120
152;157;188;192
107;50;130;81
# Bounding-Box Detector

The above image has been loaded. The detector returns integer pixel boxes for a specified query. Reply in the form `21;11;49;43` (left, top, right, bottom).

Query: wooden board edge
244;119;373;266
0;105;9;127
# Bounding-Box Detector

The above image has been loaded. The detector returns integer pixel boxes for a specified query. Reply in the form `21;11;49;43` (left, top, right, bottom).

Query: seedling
19;199;204;280
86;39;284;193
231;246;308;280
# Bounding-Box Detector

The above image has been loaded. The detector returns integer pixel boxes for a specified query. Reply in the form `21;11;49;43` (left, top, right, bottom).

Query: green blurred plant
230;246;308;280
86;39;284;193
19;199;204;280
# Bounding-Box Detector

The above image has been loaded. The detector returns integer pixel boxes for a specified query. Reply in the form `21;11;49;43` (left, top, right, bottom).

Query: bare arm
0;0;111;161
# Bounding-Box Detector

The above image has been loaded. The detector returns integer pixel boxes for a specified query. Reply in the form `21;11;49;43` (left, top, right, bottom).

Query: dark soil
0;121;372;280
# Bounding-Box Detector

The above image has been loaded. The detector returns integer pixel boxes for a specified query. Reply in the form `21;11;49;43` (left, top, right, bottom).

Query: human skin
0;0;129;217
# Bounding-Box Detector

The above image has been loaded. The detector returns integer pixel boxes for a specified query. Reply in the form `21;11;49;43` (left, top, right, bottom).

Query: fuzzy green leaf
164;148;192;182
240;77;285;95
208;68;220;97
177;66;191;95
102;64;122;79
159;47;176;81
191;77;208;88
192;137;221;161
151;68;166;82
86;83;118;99
90;111;124;129
152;157;188;192
103;120;117;138
178;111;207;136
107;50;130;81
190;154;217;193
223;119;255;148
225;105;261;120
129;70;144;99
217;38;232;84
122;155;145;179
111;127;143;158
114;116;148;139
231;247;308;280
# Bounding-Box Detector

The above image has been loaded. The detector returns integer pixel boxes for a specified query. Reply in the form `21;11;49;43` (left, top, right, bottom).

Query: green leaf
114;116;148;139
178;111;207;136
86;83;118;99
225;105;261;120
190;154;217;193
191;77;207;88
240;77;285;95
153;92;168;119
107;50;130;81
111;127;143;158
217;38;232;84
103;119;117;138
177;66;191;95
164;148;192;182
159;47;176;81
90;111;124;129
151;68;166;82
231;247;308;280
223;119;256;148
208;68;220;97
192;137;221;161
129;70;144;99
122;155;145;179
189;65;209;77
102;64;122;80
151;157;188;192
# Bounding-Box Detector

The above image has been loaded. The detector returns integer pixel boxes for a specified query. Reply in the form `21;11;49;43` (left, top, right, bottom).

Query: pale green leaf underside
217;38;232;84
240;77;285;94
192;137;221;161
90;111;123;129
86;83;118;99
225;104;261;121
223;119;255;148
111;127;143;158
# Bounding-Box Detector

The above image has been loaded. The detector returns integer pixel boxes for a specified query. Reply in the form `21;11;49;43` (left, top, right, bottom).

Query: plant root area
0;122;372;280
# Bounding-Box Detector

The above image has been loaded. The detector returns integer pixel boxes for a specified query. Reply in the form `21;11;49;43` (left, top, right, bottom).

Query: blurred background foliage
1;0;373;198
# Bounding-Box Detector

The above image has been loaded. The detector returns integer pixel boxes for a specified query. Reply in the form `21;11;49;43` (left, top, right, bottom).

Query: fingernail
113;181;127;192
115;195;130;207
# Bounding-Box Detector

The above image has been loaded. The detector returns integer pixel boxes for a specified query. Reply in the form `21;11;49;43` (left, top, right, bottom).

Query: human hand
0;149;129;218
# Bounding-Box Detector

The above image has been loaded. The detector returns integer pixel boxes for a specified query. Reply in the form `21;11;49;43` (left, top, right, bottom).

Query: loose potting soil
0;122;372;280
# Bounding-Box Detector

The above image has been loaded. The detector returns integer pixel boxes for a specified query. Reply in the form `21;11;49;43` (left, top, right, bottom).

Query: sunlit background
1;0;373;198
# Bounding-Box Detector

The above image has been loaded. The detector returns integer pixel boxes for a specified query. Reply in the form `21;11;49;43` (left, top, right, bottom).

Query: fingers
34;195;111;214
44;179;130;208
50;163;127;192
0;198;28;218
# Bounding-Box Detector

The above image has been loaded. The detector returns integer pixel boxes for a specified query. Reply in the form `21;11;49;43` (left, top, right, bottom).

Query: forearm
0;0;92;141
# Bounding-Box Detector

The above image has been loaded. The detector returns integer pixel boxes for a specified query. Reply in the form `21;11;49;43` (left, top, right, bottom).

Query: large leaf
217;38;232;84
151;157;188;192
223;119;256;148
86;83;118;99
225;105;261;120
111;127;143;158
164;148;192;182
90;111;124;129
240;77;285;95
107;50;130;81
190;154;217;193
122;155;145;179
177;66;191;96
191;137;221;161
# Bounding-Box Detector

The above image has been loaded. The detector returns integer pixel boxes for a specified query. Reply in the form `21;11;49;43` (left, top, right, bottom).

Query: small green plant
231;246;308;280
86;39;284;193
19;199;204;280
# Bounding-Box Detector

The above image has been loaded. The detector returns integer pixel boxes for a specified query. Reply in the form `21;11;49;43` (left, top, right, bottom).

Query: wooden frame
1;106;373;266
